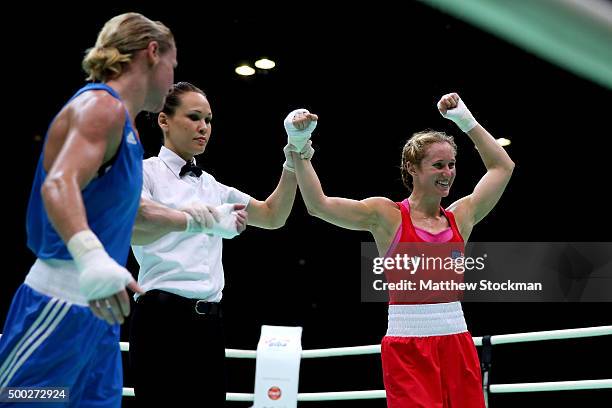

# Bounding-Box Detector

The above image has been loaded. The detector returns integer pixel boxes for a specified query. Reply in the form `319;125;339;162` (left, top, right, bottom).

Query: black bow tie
179;161;202;178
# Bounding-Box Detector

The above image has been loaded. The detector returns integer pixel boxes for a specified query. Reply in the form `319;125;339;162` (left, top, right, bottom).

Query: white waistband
24;259;88;306
386;302;467;337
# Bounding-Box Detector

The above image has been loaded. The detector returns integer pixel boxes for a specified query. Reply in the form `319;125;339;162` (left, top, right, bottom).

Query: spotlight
235;65;255;76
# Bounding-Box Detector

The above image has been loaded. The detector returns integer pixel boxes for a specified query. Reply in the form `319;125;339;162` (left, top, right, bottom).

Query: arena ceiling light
254;58;276;70
235;65;255;76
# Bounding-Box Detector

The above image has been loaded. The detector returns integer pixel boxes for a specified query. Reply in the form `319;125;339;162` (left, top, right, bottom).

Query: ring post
481;334;493;408
253;325;303;408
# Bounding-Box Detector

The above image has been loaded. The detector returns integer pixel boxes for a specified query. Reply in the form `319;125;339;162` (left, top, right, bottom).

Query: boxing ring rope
114;325;612;400
1;325;610;400
123;324;612;353
122;381;612;400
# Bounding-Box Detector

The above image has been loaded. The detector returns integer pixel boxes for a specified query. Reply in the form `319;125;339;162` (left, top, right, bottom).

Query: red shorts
381;332;485;408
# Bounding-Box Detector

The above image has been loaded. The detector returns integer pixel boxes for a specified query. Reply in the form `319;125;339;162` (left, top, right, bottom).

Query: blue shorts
0;284;122;407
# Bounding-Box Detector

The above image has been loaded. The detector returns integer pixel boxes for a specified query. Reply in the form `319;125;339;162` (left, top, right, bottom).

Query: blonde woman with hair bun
0;12;176;407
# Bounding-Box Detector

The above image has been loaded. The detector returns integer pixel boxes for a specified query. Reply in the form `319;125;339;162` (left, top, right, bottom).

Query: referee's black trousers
129;290;226;407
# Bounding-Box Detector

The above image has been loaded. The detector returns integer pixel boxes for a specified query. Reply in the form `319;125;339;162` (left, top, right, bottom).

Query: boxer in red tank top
381;198;483;407
288;92;515;407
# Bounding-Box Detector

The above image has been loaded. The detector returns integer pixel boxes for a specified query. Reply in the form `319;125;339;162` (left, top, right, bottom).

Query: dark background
3;2;611;407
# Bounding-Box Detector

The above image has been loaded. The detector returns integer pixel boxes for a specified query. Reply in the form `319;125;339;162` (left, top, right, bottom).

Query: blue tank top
26;83;144;266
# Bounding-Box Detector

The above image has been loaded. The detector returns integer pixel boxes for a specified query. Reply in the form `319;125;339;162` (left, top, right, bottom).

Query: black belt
138;289;222;317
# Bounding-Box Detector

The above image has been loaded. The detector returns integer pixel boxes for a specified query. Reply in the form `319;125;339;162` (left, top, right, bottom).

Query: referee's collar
158;146;198;179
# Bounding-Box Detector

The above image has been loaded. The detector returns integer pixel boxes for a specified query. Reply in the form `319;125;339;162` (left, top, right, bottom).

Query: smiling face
159;89;212;161
401;130;458;197
411;142;456;198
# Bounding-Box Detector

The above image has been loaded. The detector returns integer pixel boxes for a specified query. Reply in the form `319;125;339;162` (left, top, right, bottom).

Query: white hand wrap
184;203;217;232
210;203;240;239
67;230;133;301
185;203;239;239
284;109;317;151
438;98;478;133
283;144;296;172
283;140;315;172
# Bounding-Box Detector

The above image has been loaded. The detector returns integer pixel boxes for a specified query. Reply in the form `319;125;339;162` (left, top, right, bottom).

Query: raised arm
284;110;396;232
246;168;297;229
245;110;310;229
441;93;515;231
294;157;394;231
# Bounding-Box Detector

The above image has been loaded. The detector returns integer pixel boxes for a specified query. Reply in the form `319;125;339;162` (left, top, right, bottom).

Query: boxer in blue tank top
0;13;176;407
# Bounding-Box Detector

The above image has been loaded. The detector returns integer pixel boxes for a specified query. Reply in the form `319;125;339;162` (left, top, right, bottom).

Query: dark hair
162;82;206;116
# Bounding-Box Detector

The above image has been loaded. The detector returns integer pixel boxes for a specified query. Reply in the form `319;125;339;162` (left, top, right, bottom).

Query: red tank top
385;199;465;304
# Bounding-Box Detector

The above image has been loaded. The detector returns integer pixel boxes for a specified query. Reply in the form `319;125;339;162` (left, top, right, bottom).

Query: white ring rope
4;325;611;400
472;325;612;346
122;389;388;401
122;379;612;400
489;379;612;394
115;325;612;355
